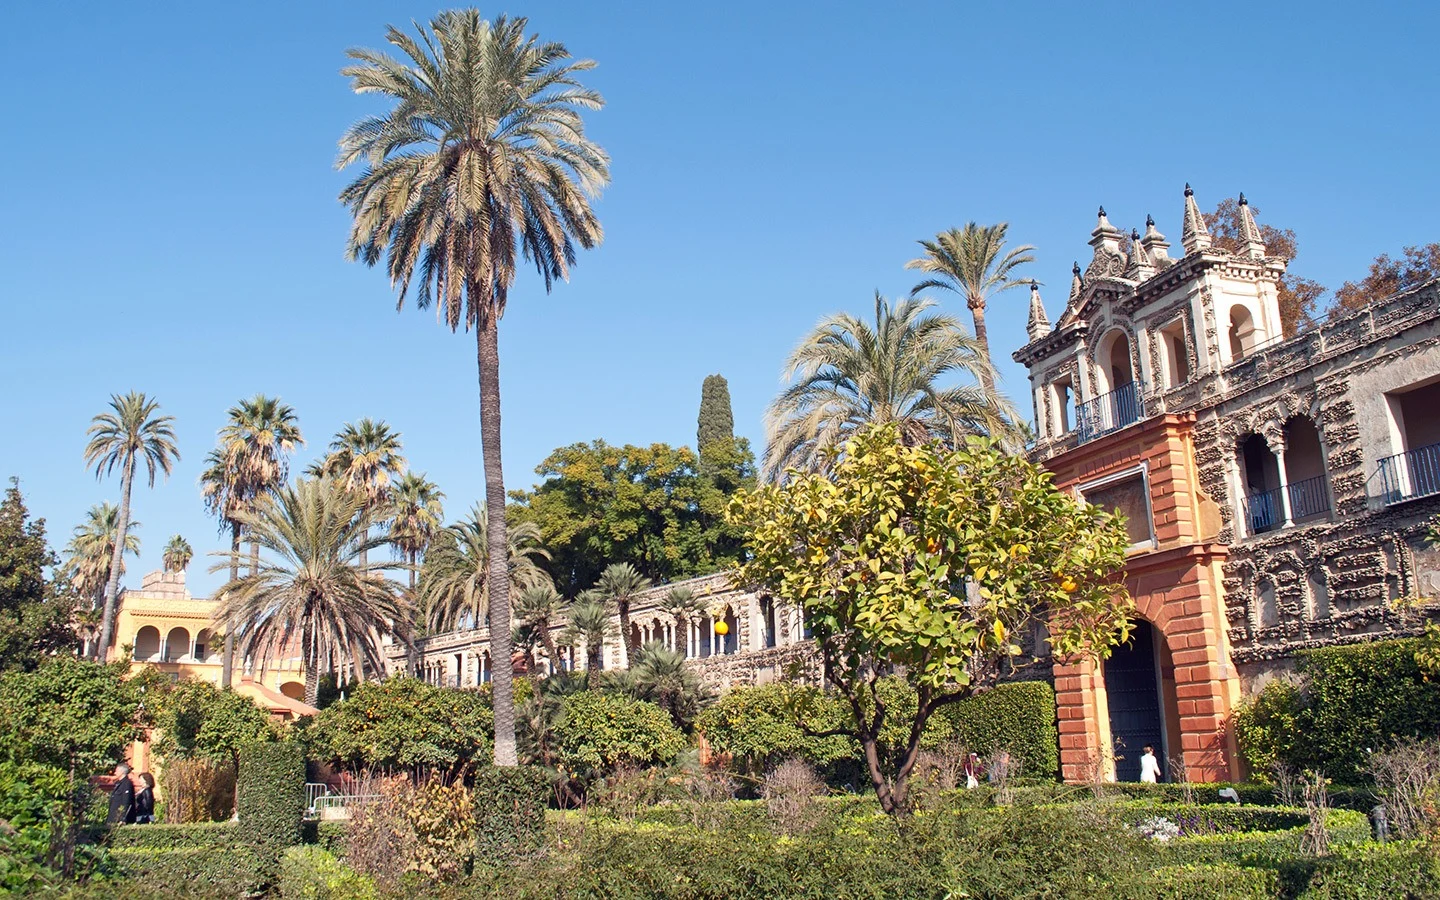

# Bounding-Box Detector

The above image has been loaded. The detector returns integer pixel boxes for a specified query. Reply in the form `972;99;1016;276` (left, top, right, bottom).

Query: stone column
1274;445;1294;527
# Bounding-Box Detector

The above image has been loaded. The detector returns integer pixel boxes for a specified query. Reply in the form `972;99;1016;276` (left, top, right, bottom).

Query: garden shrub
1115;863;1278;900
159;757;236;823
108;845;262;897
553;691;685;776
304;677;493;778
277;844;378;900
1300;841;1440;898
1236;639;1440;782
302;820;347;857
108;821;243;851
694;683;852;776
0;761;69;892
236;741;305;858
933;680;1060;779
472;765;550;864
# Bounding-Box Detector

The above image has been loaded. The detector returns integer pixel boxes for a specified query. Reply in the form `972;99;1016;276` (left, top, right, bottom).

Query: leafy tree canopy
304;678;493;779
0;482;76;672
730;424;1131;813
1205;197;1326;337
149;677;274;766
1333;242;1440;316
0;656;140;773
552;690;685;778
509;439;754;595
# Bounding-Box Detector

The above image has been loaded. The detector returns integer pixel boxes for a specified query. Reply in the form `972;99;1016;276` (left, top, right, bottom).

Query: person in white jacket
1139;745;1162;784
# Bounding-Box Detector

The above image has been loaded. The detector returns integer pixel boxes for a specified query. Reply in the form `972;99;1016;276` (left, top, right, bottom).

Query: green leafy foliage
553;691;685;777
304;677;492;777
109;846;263;897
1235;640;1440;782
472;766;551;864
150;678;273;766
278;845;378;900
236;742;305;859
696;683;853;775
731;424;1130;810
0;483;77;673
509;438;754;594
0;762;70;891
0;655;140;773
933;680;1059;778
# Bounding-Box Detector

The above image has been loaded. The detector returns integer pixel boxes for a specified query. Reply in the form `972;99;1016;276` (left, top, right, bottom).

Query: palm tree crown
211;478;412;706
561;593;612;687
905;222;1035;397
595;562;651;666
309;418;406;511
162;535;193;573
64;503;141;607
763;294;1015;480
83;392;179;659
338;10;609;768
513;584;568;673
661;585;706;657
417;509;551;635
389;472;445;589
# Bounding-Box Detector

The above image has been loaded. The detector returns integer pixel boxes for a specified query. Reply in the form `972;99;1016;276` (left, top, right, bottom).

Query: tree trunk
538;622;559;676
303;641;320;707
221;523;240;688
969;298;997;400
408;550;417;592
95;454;136;660
477;314;518;766
618;599;637;666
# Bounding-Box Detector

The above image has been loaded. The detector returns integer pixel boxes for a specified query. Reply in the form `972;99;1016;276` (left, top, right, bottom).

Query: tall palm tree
64;503;141;610
562;594;612;689
310;419;406;568
595;562;652;666
905;222;1036;398
338;10;609;766
162;535;193;574
417;510;550;635
514;584;569;674
83;392;179;659
211;478;412;706
660;585;706;657
763;294;1016;479
389;472;445;590
202;396;304;687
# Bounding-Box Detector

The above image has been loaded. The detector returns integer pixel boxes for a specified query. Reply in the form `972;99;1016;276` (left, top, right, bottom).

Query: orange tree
730;424;1132;815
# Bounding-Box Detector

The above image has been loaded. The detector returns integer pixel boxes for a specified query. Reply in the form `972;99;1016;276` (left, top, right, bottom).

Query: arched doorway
134;626;161;663
1239;434;1283;534
1228;305;1258;361
1103;621;1171;782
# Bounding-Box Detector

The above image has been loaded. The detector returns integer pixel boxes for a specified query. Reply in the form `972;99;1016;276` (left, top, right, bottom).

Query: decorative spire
1237;192;1267;259
1026;280;1051;340
1092;205;1121;238
1068;261;1083;306
1126;228;1154;280
1181;182;1211;253
1087;205;1125;279
1140;212;1171;262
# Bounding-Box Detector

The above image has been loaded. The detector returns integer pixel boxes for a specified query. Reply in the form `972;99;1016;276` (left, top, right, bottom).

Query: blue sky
2;1;1436;596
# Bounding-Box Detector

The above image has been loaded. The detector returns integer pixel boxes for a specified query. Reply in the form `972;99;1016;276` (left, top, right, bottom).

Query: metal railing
1242;486;1284;535
1378;442;1440;504
1076;381;1146;444
1287;474;1331;521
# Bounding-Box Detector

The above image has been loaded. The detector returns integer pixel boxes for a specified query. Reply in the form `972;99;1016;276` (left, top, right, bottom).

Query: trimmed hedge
109;846;261;897
1235;638;1440;782
1300;841;1440;898
237;741;306;856
277;845;378;900
934;680;1060;779
473;765;551;863
108;821;243;851
301;820;348;857
1119;864;1278;900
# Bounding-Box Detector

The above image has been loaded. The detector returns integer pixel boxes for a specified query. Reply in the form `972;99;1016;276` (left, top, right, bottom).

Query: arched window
1256;580;1279;628
1238;434;1283;535
164;627;191;663
1228;305;1259;361
1282;416;1331;522
194;629;216;663
134;626;161;663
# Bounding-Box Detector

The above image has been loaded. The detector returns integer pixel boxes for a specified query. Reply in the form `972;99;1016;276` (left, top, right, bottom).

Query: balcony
1076;381;1145;444
1378;442;1440;505
1243;474;1332;536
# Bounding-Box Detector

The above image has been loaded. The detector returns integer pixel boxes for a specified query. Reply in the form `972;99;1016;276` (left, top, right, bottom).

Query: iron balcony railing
1076;381;1146;444
1242;486;1284;535
1287;474;1331;521
1378;441;1440;505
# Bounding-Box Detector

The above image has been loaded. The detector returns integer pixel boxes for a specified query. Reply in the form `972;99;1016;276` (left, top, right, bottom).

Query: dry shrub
1301;771;1331;857
161;758;236;823
347;775;477;884
986;746;1022;805
762;758;825;835
1367;737;1440;839
913;740;967;794
1270;760;1299;807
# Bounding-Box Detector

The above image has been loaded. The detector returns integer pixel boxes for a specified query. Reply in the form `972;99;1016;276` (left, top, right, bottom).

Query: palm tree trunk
969;299;997;399
221;523;240;688
537;622;559;676
95;454;136;660
618;599;637;666
477;312;518;766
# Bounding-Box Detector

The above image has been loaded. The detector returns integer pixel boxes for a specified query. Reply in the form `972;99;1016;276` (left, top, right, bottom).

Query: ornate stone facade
1016;184;1440;782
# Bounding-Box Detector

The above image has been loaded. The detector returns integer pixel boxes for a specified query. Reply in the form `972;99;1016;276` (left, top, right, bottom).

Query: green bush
1116;864;1278;900
1236;639;1440;782
933;680;1059;779
695;682;852;775
554;691;686;776
1299;841;1440;898
109;846;262;897
473;765;550;864
301;820;347;857
236;741;305;857
0;656;140;773
108;821;242;850
303;678;493;778
277;845;378;900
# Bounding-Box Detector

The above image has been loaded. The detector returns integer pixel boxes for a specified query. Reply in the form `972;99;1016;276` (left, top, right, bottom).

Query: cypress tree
697;374;735;459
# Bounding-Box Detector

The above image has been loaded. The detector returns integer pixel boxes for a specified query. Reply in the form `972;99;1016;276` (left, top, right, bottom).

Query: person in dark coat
106;763;134;825
133;772;156;824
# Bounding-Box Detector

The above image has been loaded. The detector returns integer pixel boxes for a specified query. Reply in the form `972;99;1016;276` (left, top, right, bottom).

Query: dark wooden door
1104;624;1164;782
